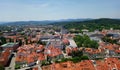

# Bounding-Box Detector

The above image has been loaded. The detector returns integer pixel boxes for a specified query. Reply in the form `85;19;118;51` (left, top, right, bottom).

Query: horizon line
0;17;120;22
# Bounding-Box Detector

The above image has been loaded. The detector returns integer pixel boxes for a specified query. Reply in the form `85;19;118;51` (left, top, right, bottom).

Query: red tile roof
45;45;62;57
96;60;109;70
115;50;120;53
36;45;44;50
42;58;120;70
0;48;11;65
66;47;78;55
62;38;69;45
105;58;120;69
27;54;35;64
16;44;46;64
42;60;95;70
37;53;45;61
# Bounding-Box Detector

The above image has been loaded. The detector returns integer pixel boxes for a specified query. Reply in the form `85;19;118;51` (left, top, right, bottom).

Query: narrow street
5;53;16;70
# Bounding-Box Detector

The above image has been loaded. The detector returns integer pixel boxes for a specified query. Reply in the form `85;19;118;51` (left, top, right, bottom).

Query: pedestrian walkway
5;53;16;70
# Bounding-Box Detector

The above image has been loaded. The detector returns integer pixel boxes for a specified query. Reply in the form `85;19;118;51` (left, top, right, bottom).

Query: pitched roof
45;45;62;57
42;57;120;70
42;60;95;70
37;53;45;61
105;58;120;69
62;38;69;44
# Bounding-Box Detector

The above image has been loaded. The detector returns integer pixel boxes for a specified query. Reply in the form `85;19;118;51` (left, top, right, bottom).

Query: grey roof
1;42;18;47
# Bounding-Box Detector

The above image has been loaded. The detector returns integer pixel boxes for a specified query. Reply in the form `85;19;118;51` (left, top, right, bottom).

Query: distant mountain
1;21;55;26
49;18;93;25
0;22;7;24
1;18;120;27
54;18;92;22
63;18;120;32
0;18;92;25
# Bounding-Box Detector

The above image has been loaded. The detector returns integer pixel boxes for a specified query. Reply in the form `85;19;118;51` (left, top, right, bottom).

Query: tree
80;56;89;60
18;40;22;46
25;39;28;44
69;51;83;57
71;57;81;63
74;35;99;49
102;37;118;44
15;64;20;69
0;37;6;45
0;65;4;70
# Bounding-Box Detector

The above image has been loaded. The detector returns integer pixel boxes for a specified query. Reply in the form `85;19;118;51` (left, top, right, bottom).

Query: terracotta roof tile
105;58;120;69
45;46;62;57
27;55;35;64
37;53;45;61
42;60;95;70
62;38;69;45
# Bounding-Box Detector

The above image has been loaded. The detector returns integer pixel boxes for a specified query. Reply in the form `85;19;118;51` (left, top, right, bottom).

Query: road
5;53;16;70
68;38;77;48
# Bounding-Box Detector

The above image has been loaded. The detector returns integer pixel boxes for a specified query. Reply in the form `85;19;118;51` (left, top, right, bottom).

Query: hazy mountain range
0;18;119;25
0;18;92;25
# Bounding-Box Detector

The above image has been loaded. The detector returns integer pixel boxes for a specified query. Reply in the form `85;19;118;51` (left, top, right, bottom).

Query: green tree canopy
74;35;99;49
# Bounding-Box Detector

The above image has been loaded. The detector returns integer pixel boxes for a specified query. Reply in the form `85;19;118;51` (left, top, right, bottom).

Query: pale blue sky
0;0;120;21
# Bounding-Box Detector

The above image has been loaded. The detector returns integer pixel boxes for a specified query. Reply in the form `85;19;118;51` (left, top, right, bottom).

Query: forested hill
63;18;120;31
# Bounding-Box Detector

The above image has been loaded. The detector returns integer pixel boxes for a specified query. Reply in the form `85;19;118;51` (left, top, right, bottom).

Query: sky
0;0;120;21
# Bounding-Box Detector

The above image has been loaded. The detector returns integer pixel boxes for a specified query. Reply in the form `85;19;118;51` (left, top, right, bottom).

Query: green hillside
63;18;120;32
